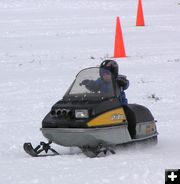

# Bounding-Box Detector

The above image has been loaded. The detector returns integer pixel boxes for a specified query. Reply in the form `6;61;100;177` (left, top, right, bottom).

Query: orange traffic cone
136;0;145;26
114;17;126;58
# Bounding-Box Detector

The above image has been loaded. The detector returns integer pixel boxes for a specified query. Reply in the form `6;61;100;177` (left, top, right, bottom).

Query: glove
118;78;126;86
80;79;90;86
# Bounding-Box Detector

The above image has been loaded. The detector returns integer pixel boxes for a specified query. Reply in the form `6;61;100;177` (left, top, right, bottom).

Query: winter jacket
82;74;129;105
83;78;113;94
116;74;129;105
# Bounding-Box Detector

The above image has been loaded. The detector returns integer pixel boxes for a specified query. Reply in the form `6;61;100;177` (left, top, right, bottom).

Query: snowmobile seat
123;104;154;138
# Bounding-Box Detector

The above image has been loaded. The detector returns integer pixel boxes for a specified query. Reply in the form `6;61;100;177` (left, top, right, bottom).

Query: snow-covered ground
0;0;180;183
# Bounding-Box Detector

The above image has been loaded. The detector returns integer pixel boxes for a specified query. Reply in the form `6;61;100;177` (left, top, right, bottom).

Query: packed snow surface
0;0;180;183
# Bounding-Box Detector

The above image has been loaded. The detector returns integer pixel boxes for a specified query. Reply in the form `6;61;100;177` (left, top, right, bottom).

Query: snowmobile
24;67;158;158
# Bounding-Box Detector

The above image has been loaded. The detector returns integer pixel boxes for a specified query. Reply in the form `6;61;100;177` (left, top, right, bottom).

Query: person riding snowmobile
80;68;113;94
81;59;129;105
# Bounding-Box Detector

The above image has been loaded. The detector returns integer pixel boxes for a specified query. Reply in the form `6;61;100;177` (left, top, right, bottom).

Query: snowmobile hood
42;98;123;129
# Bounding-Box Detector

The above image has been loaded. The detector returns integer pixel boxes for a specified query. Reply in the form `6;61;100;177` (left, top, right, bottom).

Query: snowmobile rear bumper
40;125;131;147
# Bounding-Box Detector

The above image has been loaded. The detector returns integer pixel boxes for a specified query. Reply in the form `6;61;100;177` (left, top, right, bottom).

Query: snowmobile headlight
75;109;89;119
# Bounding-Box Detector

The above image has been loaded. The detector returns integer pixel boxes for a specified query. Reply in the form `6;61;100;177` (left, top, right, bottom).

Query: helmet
100;60;119;78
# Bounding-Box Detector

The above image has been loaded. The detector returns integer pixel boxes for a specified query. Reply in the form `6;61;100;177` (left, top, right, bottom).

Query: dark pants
119;91;128;105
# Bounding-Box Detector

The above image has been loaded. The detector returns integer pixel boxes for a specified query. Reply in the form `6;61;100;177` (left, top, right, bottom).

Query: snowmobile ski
23;141;60;157
81;144;116;158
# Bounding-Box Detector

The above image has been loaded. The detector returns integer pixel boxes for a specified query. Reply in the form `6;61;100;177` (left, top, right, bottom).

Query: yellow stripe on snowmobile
87;108;127;127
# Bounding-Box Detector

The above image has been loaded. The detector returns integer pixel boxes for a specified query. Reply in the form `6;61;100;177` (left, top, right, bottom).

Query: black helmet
100;60;119;78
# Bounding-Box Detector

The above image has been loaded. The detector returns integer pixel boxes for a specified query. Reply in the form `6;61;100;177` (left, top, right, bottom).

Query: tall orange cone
114;17;126;58
136;0;145;26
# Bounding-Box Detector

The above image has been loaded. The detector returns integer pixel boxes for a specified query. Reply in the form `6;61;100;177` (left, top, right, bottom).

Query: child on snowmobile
80;68;113;94
81;59;129;105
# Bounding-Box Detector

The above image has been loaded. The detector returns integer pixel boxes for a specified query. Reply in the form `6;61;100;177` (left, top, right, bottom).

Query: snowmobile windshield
66;67;115;100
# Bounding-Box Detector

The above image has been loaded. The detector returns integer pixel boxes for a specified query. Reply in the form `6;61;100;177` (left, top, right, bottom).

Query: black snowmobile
24;67;158;158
